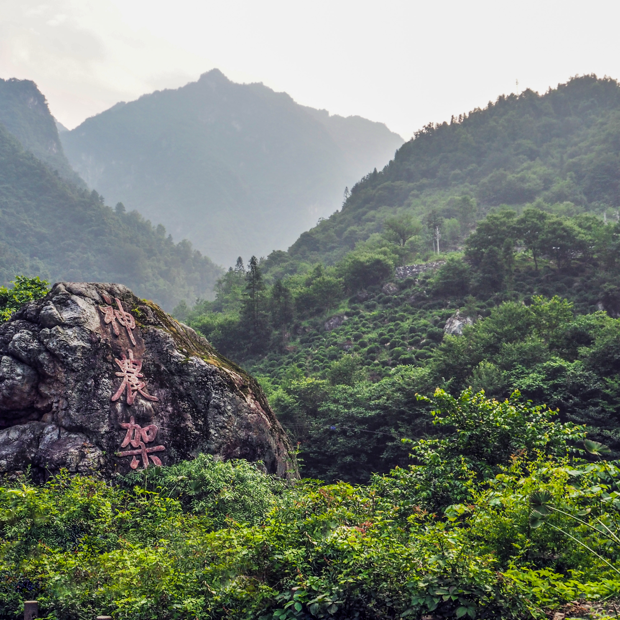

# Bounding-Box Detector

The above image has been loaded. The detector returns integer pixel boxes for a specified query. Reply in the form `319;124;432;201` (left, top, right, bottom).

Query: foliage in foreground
2;392;620;620
0;276;49;322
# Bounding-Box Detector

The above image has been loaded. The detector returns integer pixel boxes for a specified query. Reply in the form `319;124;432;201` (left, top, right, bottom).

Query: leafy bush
0;276;49;321
1;392;619;620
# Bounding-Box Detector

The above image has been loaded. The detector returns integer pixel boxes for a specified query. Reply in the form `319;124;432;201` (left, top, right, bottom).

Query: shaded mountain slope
61;70;403;265
0;122;222;309
286;75;620;266
0;78;84;187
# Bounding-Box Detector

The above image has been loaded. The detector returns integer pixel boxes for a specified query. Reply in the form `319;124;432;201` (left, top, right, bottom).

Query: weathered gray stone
0;282;296;480
443;310;474;336
382;282;399;295
324;314;347;331
395;261;446;280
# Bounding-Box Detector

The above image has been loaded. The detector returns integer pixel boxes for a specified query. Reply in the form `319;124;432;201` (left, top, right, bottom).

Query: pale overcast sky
1;0;619;138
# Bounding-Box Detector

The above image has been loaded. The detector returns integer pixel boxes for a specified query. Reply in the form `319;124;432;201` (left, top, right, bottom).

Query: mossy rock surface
0;282;297;480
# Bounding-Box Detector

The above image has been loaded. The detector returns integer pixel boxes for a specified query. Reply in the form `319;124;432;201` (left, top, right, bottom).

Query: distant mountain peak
61;73;404;265
198;68;231;84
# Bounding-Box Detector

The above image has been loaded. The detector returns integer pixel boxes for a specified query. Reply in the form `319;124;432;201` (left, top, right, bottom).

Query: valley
2;74;620;619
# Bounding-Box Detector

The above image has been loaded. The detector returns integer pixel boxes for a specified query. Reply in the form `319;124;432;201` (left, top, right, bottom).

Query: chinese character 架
99;296;137;346
117;416;165;469
111;349;159;405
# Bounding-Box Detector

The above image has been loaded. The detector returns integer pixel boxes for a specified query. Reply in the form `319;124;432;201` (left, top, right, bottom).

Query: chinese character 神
111;349;159;405
117;416;165;469
99;296;137;346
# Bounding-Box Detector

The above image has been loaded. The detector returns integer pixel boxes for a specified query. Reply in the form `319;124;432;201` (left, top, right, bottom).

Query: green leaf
456;606;468;618
584;439;612;456
529;512;545;528
530;490;553;514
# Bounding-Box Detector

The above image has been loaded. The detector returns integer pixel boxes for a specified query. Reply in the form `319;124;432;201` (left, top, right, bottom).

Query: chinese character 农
111;349;159;405
117;416;165;469
99;296;137;346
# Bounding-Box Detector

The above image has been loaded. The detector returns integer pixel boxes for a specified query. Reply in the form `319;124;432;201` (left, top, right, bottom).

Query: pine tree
241;256;269;349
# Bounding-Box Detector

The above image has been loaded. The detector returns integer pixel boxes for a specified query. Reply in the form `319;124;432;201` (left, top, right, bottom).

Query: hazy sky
1;0;619;138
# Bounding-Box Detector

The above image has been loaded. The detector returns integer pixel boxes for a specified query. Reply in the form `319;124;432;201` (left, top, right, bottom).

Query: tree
432;257;471;297
424;210;444;254
343;186;351;204
517;208;549;271
327;355;363;386
465;210;517;267
455;195;477;229
401;389;586;509
341;251;394;291
539;217;586;269
0;276;49;322
234;256;245;275
383;214;422;247
241;256;269;348
270;279;294;329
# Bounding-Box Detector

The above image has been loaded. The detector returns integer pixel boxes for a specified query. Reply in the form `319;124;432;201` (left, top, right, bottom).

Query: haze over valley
60;69;403;265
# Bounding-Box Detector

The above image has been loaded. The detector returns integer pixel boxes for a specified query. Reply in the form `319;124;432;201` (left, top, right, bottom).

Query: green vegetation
61;69;403;265
0;276;49;322
0;78;83;186
6;74;620;618
178;204;620;481
2;393;620;619
282;75;620;268
0;121;222;310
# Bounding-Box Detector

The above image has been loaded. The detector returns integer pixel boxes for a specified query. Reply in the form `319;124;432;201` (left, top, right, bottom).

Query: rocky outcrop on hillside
395;261;445;280
444;310;474;336
0;282;296;480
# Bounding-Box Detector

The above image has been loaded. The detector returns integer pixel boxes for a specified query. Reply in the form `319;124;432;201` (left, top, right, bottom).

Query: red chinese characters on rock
117;416;165;469
101;293;166;468
112;349;159;405
99;295;137;346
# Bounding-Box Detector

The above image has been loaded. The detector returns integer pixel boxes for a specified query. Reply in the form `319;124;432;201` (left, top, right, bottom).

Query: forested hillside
282;75;620;268
0;78;83;187
61;69;403;265
177;77;620;482
4;75;620;619
0;122;221;309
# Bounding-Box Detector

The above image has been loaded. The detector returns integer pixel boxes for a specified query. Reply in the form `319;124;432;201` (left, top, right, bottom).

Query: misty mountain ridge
0;78;84;187
0;78;222;309
280;75;620;268
61;69;403;265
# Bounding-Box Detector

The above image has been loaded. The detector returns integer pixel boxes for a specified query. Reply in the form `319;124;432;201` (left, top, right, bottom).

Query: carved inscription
117;416;165;469
99;296;137;346
112;349;159;405
103;293;166;468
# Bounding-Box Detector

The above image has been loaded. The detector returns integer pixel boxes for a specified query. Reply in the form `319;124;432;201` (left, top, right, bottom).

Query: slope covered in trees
178;205;620;481
61;69;404;265
0;122;221;309
282;75;620;268
177;78;620;481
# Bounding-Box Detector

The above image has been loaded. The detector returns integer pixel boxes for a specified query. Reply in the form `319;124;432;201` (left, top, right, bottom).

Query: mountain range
60;69;403;266
0;79;222;310
278;75;620;268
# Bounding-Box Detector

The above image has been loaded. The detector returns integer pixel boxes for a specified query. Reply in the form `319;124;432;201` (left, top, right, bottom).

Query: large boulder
0;282;296;480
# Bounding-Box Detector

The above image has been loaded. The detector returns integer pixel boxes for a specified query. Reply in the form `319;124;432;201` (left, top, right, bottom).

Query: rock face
443;310;474;336
382;282;399;295
394;261;446;280
0;282;296;480
324;314;348;332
